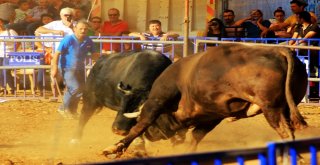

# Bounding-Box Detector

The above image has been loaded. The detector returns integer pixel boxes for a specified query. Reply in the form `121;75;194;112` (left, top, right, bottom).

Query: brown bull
103;43;308;156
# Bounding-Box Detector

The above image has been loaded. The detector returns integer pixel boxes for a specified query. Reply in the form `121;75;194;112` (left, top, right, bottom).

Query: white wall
101;0;207;36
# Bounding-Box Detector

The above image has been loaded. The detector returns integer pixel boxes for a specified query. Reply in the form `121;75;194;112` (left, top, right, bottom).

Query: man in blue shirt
51;20;99;119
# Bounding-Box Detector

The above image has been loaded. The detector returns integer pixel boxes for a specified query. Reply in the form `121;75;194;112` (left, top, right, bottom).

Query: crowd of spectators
1;0;320;97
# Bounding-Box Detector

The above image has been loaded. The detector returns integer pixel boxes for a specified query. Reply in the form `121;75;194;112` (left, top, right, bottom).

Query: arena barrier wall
0;36;320;103
89;137;320;165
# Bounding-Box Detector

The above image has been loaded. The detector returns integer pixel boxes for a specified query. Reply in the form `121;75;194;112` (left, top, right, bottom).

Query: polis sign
7;52;43;66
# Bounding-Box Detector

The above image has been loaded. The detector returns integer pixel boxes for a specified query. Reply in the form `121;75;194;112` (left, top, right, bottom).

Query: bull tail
281;49;307;130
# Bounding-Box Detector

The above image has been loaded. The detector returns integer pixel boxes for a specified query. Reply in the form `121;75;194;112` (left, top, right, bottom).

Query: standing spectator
35;7;74;50
223;9;244;38
47;0;74;20
129;19;179;53
269;7;291;38
234;9;271;38
205;18;227;40
50;20;98;119
0;18;18;95
101;8;129;53
262;0;317;37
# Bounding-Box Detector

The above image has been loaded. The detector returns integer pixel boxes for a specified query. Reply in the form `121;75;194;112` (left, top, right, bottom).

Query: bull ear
117;81;133;95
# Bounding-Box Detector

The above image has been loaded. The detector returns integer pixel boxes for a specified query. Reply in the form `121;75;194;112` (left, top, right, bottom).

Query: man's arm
35;26;65;36
129;32;147;40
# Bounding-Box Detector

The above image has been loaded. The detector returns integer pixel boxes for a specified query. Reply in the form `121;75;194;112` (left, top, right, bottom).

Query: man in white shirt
35;7;74;50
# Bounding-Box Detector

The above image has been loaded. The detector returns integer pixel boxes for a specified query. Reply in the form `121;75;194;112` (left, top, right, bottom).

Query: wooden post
183;0;189;57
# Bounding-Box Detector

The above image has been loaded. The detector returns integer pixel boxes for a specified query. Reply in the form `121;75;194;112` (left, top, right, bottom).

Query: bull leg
261;107;294;140
72;103;99;143
189;120;222;152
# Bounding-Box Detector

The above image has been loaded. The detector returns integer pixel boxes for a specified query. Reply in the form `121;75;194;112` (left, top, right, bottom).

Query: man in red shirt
101;8;129;53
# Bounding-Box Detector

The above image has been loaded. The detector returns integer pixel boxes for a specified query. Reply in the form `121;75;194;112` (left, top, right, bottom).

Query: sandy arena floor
0;99;319;164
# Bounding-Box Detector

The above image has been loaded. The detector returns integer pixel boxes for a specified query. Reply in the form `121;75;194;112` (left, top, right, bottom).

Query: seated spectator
262;0;317;38
26;0;49;35
129;19;179;53
0;0;18;26
289;11;320;97
47;0;74;20
289;11;320;46
269;7;291;38
88;16;102;36
34;13;54;51
205;18;227;40
223;9;244;38
7;0;32;34
101;8;129;53
0;18;19;95
234;9;271;38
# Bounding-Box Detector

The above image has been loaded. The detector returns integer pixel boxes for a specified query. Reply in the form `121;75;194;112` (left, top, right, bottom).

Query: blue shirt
58;34;95;69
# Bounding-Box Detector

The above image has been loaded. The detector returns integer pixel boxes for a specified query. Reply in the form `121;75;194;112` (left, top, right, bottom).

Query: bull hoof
112;128;128;136
225;117;238;122
102;143;126;157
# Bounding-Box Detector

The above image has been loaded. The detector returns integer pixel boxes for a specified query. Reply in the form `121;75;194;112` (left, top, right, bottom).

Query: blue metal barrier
88;137;320;165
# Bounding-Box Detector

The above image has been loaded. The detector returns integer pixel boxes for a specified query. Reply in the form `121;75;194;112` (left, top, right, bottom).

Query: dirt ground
0;99;319;165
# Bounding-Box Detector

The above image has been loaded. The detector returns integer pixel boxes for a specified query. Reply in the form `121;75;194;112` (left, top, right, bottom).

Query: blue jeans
60;67;85;114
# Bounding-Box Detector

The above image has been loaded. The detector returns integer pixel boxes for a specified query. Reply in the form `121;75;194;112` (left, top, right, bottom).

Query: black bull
74;50;172;139
103;44;308;156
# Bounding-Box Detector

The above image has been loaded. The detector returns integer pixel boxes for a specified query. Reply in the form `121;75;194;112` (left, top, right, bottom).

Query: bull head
117;81;133;95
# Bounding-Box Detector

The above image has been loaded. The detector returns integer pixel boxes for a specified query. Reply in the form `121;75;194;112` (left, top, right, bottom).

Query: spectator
35;7;74;50
88;16;102;36
289;11;320;98
5;0;32;34
47;0;74;20
73;6;86;23
234;9;271;38
0;0;18;26
223;9;244;38
0;18;19;95
8;0;49;35
34;13;54;50
26;0;49;35
269;7;291;38
205;18;227;40
101;8;129;53
13;0;32;24
289;11;320;46
262;0;317;37
50;20;99;119
129;19;179;53
70;0;91;19
34;13;54;95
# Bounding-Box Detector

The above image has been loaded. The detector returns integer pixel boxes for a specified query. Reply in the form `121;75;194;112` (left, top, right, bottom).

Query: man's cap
290;0;308;7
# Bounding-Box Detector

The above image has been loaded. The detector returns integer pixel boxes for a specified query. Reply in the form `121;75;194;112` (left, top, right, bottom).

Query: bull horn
123;111;141;118
123;103;144;118
117;82;132;95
